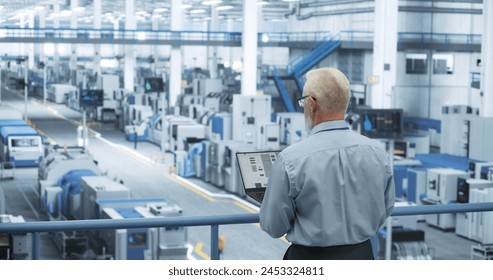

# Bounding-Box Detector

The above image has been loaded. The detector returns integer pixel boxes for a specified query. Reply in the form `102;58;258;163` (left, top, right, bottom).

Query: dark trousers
283;239;374;260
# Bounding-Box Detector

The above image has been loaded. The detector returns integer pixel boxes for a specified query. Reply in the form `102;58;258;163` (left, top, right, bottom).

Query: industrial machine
0;124;44;167
0;214;31;260
424;168;468;230
47;84;77;104
36;146;189;260
469;187;493;244
455;178;493;239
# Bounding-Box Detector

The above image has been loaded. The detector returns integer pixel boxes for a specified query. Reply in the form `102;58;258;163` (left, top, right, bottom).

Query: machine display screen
144;77;164;93
80;89;103;107
359;109;403;139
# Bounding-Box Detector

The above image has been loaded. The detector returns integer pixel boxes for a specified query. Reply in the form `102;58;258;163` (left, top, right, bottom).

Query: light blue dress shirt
259;120;395;247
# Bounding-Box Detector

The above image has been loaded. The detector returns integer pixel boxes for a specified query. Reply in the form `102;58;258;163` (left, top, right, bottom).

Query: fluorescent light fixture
216;5;233;11
73;7;85;13
60;10;72;17
190;9;207;14
137;32;146;40
0;30;6;38
202;0;222;5
153;7;168;13
34;6;45;11
257;1;269;5
261;34;269;43
182;4;192;9
282;0;299;2
151;14;162;19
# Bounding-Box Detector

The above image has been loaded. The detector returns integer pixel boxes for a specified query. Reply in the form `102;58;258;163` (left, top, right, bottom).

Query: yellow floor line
194;242;211;260
163;173;215;202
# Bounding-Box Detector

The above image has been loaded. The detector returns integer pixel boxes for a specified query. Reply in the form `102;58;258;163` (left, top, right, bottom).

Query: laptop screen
236;151;280;190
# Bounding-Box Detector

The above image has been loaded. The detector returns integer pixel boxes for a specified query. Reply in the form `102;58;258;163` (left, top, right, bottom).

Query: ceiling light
34;6;45;11
182;4;192;9
202;0;222;5
190;9;207;14
73;7;85;13
282;0;299;2
257;1;269;5
60;10;72;17
216;5;233;11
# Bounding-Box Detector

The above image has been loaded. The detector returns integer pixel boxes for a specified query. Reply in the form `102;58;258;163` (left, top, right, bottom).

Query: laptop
236;151;280;204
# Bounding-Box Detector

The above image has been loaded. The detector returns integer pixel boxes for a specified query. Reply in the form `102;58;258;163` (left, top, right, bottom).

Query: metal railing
0;27;482;49
1;202;492;260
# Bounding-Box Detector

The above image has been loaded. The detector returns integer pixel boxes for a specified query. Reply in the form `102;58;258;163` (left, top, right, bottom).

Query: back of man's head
304;67;350;114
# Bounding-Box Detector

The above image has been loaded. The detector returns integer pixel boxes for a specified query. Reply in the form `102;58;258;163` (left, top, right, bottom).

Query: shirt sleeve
384;157;396;218
259;156;295;238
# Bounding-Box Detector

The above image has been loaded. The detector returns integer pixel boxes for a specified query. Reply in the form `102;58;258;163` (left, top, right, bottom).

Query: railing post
210;224;219;260
32;232;40;260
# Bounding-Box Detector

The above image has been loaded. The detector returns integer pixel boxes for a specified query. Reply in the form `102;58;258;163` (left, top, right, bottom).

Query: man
259;67;395;260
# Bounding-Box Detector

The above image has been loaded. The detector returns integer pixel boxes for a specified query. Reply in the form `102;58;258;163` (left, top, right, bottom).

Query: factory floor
0;88;484;260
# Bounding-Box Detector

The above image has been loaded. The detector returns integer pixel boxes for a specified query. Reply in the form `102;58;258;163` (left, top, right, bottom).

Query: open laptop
236;151;280;204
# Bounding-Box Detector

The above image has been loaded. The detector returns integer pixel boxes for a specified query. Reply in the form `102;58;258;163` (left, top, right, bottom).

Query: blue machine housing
0;119;28;130
58;170;97;218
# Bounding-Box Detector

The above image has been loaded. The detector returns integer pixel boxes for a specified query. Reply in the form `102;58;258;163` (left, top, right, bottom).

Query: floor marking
164;173;215;202
94;134;154;167
17;185;40;220
194;242;211;260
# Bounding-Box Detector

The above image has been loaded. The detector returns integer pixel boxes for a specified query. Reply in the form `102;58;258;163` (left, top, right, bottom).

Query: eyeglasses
297;95;316;108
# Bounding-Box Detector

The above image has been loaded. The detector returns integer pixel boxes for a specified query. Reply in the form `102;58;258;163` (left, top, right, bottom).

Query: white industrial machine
47;84;77;104
276;112;305;146
469;187;493;244
232;94;272;145
98;199;189;260
425;168;468;230
455;178;493;239
0;214;31;260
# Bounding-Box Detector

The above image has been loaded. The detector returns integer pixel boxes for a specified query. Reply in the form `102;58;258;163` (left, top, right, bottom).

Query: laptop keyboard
249;192;264;202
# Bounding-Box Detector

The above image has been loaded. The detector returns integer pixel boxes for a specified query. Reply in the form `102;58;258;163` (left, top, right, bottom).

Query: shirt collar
308;120;349;137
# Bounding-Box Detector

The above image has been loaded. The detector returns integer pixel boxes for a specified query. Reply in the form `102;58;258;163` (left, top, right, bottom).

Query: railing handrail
2;202;492;235
1;202;492;260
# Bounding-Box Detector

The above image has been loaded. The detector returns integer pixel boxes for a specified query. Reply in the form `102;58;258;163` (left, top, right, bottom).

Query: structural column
124;0;136;92
70;0;78;81
370;0;398;108
481;0;493;117
93;0;102;79
28;12;35;69
54;4;60;76
169;0;183;107
208;6;218;79
38;9;46;65
241;0;258;96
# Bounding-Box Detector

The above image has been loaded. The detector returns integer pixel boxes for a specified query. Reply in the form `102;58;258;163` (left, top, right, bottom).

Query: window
433;54;454;74
406;53;428;74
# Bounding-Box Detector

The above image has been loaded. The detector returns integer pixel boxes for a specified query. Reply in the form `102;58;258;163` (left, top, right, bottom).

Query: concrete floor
0;87;485;260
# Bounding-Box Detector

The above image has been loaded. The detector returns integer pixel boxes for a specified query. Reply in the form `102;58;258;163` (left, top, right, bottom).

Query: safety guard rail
0;202;492;260
0;27;482;48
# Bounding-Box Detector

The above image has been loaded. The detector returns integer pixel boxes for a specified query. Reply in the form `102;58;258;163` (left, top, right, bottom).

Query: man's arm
259;157;295;238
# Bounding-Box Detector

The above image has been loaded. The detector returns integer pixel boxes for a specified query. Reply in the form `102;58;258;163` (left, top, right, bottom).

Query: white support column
28;12;35;69
370;0;398;108
54;4;60;75
169;0;183;107
70;0;78;77
481;1;493;117
94;0;102;78
152;18;159;75
209;6;218;79
39;9;46;66
241;0;257;96
124;0;136;92
20;15;26;61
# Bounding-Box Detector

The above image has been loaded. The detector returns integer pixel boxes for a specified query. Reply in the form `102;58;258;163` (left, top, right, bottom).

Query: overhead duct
399;6;482;14
296;7;374;20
